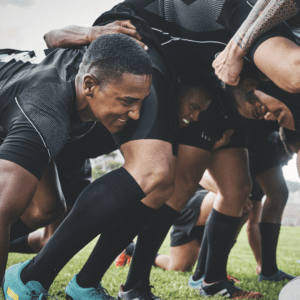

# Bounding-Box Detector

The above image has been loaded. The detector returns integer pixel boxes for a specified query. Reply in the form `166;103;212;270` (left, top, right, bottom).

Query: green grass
2;227;300;299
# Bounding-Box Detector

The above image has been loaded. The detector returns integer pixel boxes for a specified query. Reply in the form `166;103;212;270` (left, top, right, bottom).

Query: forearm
44;25;91;49
234;0;300;52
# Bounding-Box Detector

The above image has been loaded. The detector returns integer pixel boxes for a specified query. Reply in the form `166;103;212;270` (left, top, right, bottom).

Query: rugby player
0;34;152;286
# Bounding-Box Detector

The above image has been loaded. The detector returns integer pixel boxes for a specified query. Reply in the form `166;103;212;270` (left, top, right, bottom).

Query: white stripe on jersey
151;27;227;46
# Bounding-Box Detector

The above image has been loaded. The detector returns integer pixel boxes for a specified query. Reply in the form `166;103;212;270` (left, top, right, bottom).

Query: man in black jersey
0;34;152;285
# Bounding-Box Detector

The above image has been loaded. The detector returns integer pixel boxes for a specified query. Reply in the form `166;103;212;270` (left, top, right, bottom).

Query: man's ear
82;73;98;97
241;78;259;91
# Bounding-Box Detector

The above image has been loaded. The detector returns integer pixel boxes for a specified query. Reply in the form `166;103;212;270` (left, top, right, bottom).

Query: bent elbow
43;31;59;49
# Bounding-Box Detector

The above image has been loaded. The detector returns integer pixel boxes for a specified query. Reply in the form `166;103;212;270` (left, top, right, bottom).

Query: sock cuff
210;208;241;225
157;203;180;220
94;167;146;206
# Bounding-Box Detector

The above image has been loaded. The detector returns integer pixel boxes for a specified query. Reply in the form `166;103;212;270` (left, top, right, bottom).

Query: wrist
85;27;96;44
229;37;248;57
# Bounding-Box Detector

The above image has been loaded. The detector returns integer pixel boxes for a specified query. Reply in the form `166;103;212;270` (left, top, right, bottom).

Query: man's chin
106;125;124;134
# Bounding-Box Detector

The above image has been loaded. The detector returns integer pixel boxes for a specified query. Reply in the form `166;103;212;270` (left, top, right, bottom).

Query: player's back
124;0;237;74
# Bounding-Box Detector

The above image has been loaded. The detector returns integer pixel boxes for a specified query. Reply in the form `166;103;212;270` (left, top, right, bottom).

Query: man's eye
123;100;132;106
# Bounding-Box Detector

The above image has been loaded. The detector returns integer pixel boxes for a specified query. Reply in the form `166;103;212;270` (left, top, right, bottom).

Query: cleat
115;251;132;267
65;274;115;300
200;279;263;299
2;259;57;300
258;270;296;282
117;280;161;300
227;274;241;284
188;275;204;290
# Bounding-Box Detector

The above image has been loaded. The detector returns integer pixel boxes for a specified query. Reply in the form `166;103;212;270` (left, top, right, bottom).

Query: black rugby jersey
125;0;255;75
0;48;94;160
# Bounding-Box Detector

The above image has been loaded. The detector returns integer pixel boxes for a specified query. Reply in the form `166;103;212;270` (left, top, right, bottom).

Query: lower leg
203;148;251;284
246;201;262;274
259;222;281;276
204;208;241;283
76;201;154;288
124;203;180;290
21;168;145;290
256;167;288;276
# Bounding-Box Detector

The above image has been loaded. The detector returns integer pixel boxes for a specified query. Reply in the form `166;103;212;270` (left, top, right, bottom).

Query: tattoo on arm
233;0;300;52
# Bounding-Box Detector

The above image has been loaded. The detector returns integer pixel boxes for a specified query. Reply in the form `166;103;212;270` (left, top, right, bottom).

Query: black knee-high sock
204;209;241;284
76;202;155;288
124;204;179;291
21;168;145;290
10;219;34;242
260;223;280;277
193;225;208;281
9;234;35;254
125;242;136;256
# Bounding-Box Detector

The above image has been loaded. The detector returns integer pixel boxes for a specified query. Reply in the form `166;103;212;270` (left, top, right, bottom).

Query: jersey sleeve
16;81;74;160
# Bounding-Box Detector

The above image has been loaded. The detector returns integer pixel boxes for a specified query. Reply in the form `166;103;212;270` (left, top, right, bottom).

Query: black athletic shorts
56;122;118;206
170;188;208;247
179;101;246;152
93;3;179;156
249;178;264;202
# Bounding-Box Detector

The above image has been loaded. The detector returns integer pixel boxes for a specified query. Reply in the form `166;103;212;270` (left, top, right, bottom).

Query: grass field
1;227;300;300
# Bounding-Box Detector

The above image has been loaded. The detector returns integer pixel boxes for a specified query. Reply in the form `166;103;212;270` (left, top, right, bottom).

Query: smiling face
178;85;212;128
231;78;295;130
77;72;152;133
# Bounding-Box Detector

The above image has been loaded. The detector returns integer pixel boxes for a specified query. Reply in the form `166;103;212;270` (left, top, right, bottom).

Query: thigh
208;147;251;215
21;160;66;228
196;191;217;226
209;148;250;194
170;239;201;271
255;166;288;203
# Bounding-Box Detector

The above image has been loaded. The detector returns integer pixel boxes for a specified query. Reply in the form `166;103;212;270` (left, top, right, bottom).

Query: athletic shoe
117;280;161;300
115;251;132;267
65;275;115;300
188;275;204;290
227;274;241;283
2;259;57;300
200;280;263;299
258;270;296;282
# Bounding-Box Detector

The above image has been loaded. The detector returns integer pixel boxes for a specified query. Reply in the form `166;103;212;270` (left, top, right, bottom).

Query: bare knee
221;179;252;202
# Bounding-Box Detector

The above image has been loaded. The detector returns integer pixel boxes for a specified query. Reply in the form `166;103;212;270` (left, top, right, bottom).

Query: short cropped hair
80;34;152;84
179;70;220;101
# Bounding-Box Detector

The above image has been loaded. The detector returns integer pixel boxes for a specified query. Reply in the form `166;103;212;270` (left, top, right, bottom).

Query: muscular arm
44;21;147;50
235;0;300;52
213;0;300;85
